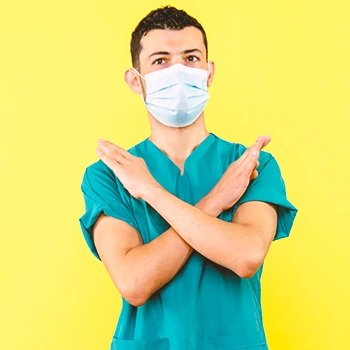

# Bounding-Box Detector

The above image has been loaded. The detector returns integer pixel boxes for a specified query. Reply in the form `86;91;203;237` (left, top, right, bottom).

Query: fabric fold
79;201;140;260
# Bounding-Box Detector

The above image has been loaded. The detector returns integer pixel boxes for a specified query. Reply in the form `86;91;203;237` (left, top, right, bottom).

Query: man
79;6;297;350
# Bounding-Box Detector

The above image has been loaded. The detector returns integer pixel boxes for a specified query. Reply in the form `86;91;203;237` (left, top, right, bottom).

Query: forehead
139;27;206;58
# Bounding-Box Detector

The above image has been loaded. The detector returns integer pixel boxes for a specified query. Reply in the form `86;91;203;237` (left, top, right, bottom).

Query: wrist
196;192;223;217
142;181;166;204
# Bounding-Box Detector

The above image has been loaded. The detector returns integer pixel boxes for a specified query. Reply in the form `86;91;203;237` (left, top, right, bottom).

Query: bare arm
143;188;277;278
93;194;220;307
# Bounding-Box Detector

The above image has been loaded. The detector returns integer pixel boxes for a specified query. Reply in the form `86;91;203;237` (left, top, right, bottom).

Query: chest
129;158;234;244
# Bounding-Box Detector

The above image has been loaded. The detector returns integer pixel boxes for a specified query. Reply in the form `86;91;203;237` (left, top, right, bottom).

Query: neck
148;114;209;172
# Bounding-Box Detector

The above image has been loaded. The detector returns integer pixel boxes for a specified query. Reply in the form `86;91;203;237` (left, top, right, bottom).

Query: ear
207;60;216;88
124;68;143;94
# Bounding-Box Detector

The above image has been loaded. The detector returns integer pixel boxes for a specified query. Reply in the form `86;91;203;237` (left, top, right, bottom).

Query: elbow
124;293;148;307
116;278;150;307
232;252;265;279
236;266;259;279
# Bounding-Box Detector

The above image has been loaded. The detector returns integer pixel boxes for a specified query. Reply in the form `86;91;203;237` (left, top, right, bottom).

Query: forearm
121;197;220;305
144;186;267;277
121;226;190;305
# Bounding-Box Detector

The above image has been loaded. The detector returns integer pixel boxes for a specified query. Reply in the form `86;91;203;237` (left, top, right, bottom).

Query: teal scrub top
79;133;297;350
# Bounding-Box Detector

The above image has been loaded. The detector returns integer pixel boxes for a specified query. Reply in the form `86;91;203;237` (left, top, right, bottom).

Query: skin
92;27;277;307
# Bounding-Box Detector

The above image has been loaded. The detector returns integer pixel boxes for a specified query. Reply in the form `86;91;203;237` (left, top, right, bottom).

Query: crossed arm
92;136;277;306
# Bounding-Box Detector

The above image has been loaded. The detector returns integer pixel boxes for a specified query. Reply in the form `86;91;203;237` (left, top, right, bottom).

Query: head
124;6;215;129
130;6;208;71
125;6;215;95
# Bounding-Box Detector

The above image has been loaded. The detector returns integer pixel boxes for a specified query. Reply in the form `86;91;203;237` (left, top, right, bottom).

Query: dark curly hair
131;6;208;69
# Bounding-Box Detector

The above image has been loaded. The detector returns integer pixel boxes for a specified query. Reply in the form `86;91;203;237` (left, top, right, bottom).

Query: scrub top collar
144;132;216;176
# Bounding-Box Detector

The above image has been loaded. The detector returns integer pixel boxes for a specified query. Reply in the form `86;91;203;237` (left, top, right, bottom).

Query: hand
96;139;160;199
207;135;271;212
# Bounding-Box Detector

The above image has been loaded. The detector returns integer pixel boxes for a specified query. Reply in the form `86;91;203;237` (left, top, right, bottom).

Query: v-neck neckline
145;133;216;175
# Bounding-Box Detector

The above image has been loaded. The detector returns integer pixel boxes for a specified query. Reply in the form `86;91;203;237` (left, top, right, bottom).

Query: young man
79;6;297;350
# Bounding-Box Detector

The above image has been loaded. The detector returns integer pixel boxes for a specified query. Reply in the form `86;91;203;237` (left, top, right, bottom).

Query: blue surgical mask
133;63;210;127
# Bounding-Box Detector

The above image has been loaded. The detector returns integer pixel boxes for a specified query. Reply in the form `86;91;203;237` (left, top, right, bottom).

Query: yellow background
1;1;349;349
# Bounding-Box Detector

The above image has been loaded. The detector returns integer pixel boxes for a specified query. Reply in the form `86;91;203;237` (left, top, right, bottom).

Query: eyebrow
148;49;203;59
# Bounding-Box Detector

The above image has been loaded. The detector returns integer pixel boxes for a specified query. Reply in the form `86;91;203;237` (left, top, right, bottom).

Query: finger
233;135;271;170
253;161;259;171
96;146;121;166
260;135;271;150
251;135;265;154
98;139;131;160
96;147;106;159
247;135;272;160
236;136;264;168
238;149;260;178
245;135;263;153
240;136;265;176
97;144;125;165
250;169;258;180
236;153;259;180
236;136;264;165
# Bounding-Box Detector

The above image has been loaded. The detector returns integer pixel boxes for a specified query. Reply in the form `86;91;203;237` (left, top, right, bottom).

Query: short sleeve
79;160;139;260
235;152;298;241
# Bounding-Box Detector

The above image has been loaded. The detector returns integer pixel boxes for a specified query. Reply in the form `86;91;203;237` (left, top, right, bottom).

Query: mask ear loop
206;61;212;87
132;68;148;106
132;68;145;81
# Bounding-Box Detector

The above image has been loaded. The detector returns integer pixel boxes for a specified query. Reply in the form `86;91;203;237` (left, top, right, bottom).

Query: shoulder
127;138;148;157
81;160;121;201
210;134;244;159
82;159;114;185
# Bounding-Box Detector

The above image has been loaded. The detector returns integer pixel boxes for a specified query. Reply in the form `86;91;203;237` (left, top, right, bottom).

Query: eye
186;55;199;62
153;58;166;65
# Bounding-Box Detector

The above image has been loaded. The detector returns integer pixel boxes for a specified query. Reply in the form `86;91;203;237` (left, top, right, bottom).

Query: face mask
133;63;210;127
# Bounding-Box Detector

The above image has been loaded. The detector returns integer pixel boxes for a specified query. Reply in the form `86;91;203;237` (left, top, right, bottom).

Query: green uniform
79;133;297;350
